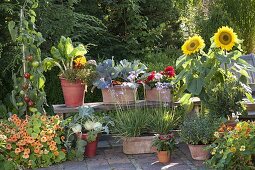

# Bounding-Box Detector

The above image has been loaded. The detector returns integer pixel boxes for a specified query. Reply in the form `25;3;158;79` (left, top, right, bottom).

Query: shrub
203;76;246;118
0;113;66;169
179;114;221;145
207;121;255;169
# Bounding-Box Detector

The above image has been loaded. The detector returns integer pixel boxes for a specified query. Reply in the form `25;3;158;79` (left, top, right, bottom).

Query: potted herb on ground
152;133;175;164
64;106;113;159
43;36;97;107
142;66;175;103
111;108;153;154
149;107;184;163
179;114;221;160
93;59;147;104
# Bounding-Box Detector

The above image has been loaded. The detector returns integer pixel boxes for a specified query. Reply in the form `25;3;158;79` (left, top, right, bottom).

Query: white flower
71;124;82;133
93;122;102;131
0;135;7;141
84;120;95;131
154;73;163;80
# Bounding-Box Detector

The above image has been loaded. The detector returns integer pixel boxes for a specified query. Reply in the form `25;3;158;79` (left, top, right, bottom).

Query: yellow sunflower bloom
213;26;237;51
182;35;205;56
74;56;87;68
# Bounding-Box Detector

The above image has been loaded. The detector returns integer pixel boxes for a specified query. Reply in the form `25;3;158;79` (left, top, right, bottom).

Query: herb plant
179;114;221;145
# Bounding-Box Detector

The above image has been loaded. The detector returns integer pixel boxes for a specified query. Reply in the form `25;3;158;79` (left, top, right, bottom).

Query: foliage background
0;0;255;113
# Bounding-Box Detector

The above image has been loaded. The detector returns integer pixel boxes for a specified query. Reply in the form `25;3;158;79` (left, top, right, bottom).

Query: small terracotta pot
157;151;171;163
188;144;210;160
60;78;86;107
78;133;99;158
145;88;172;102
101;85;137;104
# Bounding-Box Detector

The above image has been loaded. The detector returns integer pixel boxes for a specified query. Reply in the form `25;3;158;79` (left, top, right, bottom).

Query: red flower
147;71;156;82
164;66;175;77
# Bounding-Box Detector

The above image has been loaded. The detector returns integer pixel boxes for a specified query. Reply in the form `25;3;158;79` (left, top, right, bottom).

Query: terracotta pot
157;151;171;163
188;144;210;160
145;88;172;103
101;85;137;104
123;136;154;154
60;78;86;107
79;133;99;158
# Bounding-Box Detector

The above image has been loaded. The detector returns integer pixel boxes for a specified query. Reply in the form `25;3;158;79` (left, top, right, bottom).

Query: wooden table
53;98;201;117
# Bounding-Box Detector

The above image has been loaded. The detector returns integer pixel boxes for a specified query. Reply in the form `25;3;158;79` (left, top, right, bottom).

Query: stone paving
39;140;206;170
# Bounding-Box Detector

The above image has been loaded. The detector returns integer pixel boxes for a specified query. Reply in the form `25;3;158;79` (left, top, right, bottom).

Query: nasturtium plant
8;0;46;116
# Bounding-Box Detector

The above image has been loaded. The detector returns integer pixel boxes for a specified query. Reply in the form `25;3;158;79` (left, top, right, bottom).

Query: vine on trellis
8;0;46;116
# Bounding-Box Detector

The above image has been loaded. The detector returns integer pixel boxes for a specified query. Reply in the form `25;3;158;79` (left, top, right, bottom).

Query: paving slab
38;143;206;170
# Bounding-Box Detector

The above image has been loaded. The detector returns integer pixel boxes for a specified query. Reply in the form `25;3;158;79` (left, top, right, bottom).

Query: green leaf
42;58;56;71
245;92;254;103
239;69;249;78
187;78;203;95
179;93;192;105
39;77;45;89
51;47;62;61
176;55;187;69
65;37;74;58
69;44;87;58
31;16;36;23
174;69;188;83
8;21;18;42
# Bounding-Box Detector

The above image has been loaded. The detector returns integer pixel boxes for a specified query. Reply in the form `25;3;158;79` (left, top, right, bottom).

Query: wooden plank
53;98;202;113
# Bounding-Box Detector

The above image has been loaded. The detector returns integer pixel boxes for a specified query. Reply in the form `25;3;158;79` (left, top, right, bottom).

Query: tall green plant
8;0;46;116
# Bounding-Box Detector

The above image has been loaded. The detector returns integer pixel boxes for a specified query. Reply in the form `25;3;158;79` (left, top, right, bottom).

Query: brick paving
39;140;206;170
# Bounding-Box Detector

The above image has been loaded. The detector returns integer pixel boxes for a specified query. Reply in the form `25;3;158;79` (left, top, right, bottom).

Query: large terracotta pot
79;133;99;158
60;78;86;107
145;88;172;102
188;144;210;160
157;151;171;163
123;136;154;154
101;85;137;104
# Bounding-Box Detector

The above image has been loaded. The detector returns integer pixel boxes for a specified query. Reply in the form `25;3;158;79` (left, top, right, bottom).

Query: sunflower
182;35;205;56
213;26;237;51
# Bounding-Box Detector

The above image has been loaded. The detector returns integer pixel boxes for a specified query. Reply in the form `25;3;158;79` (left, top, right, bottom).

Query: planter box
102;86;137;104
145;88;172;103
123;136;154;154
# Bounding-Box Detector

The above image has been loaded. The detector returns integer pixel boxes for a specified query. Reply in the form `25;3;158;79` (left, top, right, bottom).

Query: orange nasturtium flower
41;136;47;143
6;143;12;150
22;153;30;159
15;148;21;154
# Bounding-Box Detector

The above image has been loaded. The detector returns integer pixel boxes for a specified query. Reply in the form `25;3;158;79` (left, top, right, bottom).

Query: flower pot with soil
43;36;97;107
179;114;222;161
152;134;175;163
65;106;113;160
93;59;147;104
142;66;175;103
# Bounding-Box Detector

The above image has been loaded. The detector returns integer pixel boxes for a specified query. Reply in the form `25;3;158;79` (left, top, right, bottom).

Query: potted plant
43;36;97;107
179;114;221;160
93;59;147;104
142;66;175;103
152;133;175;164
111;108;153;154
149;107;184;163
64;106;113;159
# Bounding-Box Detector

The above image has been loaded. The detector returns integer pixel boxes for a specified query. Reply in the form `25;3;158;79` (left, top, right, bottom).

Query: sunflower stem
224;50;228;75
